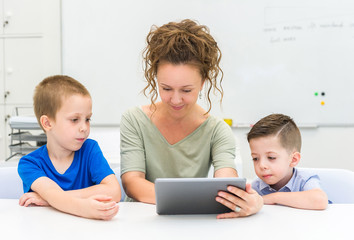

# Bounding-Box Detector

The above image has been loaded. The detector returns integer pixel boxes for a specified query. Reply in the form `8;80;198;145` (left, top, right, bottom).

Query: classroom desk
1;199;352;240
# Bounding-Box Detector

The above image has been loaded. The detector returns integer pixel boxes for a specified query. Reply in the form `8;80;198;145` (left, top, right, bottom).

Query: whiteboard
62;0;354;126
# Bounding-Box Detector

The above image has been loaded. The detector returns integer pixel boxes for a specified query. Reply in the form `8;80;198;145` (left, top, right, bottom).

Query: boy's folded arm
262;188;328;210
31;176;119;220
66;174;121;202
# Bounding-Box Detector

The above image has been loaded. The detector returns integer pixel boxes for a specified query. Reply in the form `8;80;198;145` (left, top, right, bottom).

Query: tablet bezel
155;177;246;215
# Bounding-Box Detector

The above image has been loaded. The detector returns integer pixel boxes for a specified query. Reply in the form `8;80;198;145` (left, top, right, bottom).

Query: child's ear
40;115;53;131
290;151;301;167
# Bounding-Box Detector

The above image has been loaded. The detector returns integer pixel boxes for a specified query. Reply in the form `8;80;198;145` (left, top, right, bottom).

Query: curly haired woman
120;19;263;218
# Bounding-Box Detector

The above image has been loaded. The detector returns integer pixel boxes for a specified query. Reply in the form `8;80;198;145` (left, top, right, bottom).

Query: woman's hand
215;183;263;219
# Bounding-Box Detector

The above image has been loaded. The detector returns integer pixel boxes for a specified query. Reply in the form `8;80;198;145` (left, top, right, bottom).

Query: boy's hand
81;195;119;220
19;192;49;207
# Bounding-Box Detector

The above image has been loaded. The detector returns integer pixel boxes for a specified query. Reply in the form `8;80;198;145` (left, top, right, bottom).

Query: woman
120;19;263;218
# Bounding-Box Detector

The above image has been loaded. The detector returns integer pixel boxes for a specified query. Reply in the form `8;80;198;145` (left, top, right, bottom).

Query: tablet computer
155;177;246;215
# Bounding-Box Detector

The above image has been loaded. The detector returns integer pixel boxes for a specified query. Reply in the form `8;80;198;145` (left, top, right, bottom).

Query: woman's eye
183;89;191;93
252;158;258;161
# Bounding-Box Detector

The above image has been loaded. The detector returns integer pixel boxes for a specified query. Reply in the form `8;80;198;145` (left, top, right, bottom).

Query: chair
112;167;126;202
299;168;354;204
0;166;24;199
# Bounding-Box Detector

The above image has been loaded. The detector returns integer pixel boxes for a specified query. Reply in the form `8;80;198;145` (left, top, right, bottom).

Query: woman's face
156;62;203;119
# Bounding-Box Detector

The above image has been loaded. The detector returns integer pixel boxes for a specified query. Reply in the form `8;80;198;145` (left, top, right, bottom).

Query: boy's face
48;94;92;153
249;135;299;191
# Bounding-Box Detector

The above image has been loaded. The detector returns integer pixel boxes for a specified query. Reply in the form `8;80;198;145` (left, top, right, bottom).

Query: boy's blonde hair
247;114;302;152
33;75;90;130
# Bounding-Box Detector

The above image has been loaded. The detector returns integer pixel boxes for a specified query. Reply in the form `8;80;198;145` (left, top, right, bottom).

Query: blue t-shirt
18;139;114;193
252;168;322;195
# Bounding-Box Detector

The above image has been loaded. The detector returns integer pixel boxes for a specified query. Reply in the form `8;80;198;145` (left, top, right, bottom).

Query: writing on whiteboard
264;7;354;44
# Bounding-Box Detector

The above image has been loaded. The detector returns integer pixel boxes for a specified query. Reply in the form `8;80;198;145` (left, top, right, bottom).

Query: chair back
0;166;24;199
112;167;126;202
300;168;354;204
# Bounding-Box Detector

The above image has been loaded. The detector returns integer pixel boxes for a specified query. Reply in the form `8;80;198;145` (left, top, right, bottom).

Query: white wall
62;0;354;126
89;127;120;165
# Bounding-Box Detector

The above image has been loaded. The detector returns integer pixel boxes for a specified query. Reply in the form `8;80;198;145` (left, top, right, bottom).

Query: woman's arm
121;171;155;204
214;167;238;177
120;109;153;202
262;189;328;210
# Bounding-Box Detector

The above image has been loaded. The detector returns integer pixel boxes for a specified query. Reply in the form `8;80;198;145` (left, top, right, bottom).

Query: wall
62;0;354;126
0;0;61;161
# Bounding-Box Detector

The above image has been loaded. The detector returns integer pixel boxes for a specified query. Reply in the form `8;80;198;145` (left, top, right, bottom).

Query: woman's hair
33;75;90;130
142;19;223;114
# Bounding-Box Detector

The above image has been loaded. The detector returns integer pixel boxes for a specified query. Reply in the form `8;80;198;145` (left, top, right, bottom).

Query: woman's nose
171;91;182;104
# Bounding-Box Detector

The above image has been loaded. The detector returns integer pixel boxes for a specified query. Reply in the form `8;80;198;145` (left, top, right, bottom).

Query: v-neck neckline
137;107;210;147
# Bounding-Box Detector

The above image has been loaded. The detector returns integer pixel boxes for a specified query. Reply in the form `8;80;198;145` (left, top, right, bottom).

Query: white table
1;199;352;240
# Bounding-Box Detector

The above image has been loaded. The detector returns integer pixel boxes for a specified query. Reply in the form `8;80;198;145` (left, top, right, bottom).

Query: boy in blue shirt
247;114;328;210
18;75;121;220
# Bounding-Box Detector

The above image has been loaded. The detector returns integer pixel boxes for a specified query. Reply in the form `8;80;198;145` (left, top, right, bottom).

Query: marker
224;119;233;127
